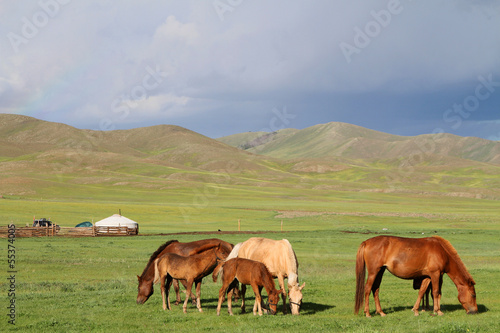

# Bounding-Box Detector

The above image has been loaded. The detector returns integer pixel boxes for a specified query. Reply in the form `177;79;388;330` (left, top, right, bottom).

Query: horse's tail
153;258;161;284
225;242;241;261
354;241;366;315
212;261;224;283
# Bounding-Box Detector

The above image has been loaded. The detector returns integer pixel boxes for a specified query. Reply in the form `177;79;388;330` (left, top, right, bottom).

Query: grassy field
2;192;500;332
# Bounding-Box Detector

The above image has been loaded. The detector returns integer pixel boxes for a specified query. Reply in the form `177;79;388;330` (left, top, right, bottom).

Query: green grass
1;228;499;332
2;155;500;332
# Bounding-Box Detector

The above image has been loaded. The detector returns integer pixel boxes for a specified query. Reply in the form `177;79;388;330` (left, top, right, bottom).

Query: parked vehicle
33;218;60;230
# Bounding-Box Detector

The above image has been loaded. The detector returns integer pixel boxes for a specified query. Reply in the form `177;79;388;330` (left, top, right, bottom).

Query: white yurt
94;214;139;235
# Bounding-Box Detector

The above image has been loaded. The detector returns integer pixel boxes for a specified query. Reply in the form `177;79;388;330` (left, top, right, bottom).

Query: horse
154;243;230;313
213;258;281;316
413;277;435;315
226;237;305;315
136;238;233;305
354;235;477;317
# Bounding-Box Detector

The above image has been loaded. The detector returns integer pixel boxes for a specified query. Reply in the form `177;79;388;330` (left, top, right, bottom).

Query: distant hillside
0;114;296;197
0;114;270;172
1;114;499;200
218;122;500;165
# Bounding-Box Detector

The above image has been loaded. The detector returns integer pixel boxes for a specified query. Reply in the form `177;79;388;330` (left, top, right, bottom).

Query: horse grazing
136;239;233;305
354;235;477;317
154;243;229;313
226;237;305;315
213;258;281;316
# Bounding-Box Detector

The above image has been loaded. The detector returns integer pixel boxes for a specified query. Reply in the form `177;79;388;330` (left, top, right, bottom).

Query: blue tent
75;221;93;227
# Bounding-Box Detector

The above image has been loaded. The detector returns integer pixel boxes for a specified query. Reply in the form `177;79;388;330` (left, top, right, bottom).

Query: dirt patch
340;230;380;235
274;210;440;219
141;230;288;237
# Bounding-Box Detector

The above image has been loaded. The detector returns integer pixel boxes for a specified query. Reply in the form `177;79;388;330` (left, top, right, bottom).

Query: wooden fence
0;225;138;238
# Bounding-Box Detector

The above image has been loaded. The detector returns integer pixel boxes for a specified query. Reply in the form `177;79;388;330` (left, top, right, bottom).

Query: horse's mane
432;236;475;283
140;240;179;278
226;242;241;261
282;239;299;285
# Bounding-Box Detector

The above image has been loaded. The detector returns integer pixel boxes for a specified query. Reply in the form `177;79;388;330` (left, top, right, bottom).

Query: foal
213;258;281;316
154;244;227;313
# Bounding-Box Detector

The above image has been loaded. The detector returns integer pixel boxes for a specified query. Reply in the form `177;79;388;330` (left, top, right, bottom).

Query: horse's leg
194;279;203;312
412;278;431;316
173;279;181;305
424;282;432;311
430;274;443;316
183;279;194;314
227;288;234;315
277;274;287;314
363;267;381;318
370;267;386;317
435;275;443;315
166;275;174;310
258;286;269;314
224;279;237;315
240;284;247;313
250;284;263;316
217;280;229;316
160;274;167;311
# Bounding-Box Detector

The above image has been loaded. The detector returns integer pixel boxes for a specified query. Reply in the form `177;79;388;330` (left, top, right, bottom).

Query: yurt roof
94;214;138;228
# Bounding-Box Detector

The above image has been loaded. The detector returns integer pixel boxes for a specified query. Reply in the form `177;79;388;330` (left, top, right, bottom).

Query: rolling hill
1;114;499;200
0;114;296;198
218;122;500;165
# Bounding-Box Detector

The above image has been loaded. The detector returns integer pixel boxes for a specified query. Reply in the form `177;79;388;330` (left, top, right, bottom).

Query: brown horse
154;243;230;313
355;235;477;317
136;239;233;305
226;237;305;315
213;258;281;316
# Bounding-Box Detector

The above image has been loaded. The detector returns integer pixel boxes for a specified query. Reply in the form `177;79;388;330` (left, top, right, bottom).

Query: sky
1;0;499;140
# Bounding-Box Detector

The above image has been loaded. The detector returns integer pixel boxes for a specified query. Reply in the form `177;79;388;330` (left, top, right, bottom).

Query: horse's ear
299;282;306;291
137;275;141;282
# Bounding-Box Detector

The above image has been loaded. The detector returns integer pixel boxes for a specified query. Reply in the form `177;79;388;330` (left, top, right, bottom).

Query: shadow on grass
175;297;335;315
299;301;336;315
377;303;489;316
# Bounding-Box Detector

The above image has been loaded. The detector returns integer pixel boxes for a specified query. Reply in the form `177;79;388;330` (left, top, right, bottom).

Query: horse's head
136;275;154;304
288;282;305;315
458;279;478;314
267;289;281;315
214;242;232;261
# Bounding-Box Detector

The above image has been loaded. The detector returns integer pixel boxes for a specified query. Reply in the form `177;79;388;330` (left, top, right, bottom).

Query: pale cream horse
226;237;305;315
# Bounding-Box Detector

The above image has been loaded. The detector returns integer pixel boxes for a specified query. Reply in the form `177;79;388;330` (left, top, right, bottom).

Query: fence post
238;219;241;231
